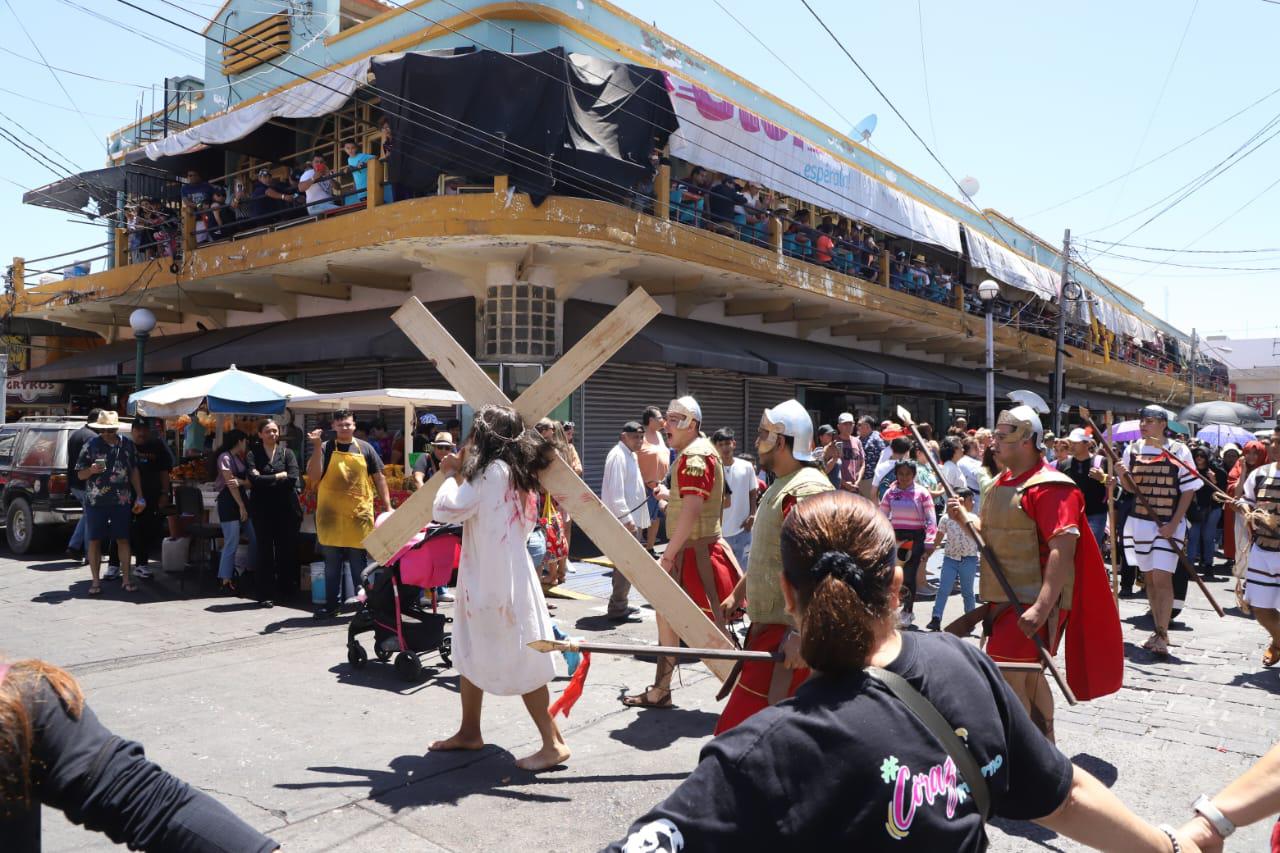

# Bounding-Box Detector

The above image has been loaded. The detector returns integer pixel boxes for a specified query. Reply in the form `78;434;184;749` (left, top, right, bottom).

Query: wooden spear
895;405;1078;706
1079;405;1224;618
1105;411;1121;604
528;639;781;663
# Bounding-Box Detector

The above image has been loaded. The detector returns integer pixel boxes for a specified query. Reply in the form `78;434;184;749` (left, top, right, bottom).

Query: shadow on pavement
1123;642;1189;666
277;749;688;811
574;614;641;632
608;706;717;751
25;558;84;572
1070;752;1118;787
327;662;455;695
990;816;1065;850
1228;668;1280;692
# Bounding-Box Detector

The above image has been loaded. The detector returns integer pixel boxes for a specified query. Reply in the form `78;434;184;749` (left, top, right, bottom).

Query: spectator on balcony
790;209;814;258
199;186;236;243
249;168;299;227
180;169;215;210
889;250;909;291
813;222;836;267
299;155;339;216
673;166;710;225
908;254;931;296
342;140;377;205
861;228;880;278
706;174;748;236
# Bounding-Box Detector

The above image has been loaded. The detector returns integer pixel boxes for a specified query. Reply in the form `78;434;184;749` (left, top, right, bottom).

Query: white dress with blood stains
432;460;560;695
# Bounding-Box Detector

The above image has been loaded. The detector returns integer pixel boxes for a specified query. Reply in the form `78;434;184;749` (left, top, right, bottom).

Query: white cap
761;399;816;462
1067;427;1089;443
667;396;702;429
837;412;855;425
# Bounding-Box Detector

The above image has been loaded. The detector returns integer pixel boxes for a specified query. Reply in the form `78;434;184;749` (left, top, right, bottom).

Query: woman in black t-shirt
608;492;1194;852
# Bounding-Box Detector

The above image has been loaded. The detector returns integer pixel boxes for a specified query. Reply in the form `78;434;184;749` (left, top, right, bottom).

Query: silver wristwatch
1192;794;1234;839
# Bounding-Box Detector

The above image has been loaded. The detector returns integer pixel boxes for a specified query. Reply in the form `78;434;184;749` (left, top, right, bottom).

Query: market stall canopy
129;365;311;417
1177;400;1265;427
23;163;173;217
286;388;464;411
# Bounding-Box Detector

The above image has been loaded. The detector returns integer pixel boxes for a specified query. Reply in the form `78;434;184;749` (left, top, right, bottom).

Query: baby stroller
346;522;461;681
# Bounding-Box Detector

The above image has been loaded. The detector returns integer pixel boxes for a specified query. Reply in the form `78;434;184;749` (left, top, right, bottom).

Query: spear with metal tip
895;405;1078;705
1078;405;1224;618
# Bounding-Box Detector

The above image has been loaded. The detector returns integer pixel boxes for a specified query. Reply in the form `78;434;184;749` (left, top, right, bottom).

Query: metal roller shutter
688;372;746;445
746;379;799;428
301;365;380;393
580;364;675;491
380;360;448;389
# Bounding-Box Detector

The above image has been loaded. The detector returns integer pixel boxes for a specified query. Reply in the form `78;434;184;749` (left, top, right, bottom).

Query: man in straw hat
75;411;146;595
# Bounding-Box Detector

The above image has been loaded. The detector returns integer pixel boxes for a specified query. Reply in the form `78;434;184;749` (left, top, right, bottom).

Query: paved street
4;546;1279;851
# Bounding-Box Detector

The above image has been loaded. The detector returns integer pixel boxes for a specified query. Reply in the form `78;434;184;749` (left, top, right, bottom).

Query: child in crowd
928;487;979;631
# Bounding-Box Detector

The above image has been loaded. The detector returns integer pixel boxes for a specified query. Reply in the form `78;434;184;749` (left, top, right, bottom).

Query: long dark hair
0;660;84;815
780;492;898;674
462;405;553;494
218;429;248;455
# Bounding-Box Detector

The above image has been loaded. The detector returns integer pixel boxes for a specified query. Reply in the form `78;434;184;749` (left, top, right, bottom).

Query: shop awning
187;300;475;371
565;301;768;374
842;350;962;394
120;325;262;375
145;57;372;159
745;336;884;386
17;340;136;381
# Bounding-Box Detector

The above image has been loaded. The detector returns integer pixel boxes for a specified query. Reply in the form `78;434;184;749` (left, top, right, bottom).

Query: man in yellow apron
306;409;392;618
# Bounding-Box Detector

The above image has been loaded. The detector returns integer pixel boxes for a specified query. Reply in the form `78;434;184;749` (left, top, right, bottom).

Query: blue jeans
68;487;87;550
724;529;751;569
322;545;367;611
218;518;256;581
932;555;978;620
1188;507;1223;569
1086;513;1108;555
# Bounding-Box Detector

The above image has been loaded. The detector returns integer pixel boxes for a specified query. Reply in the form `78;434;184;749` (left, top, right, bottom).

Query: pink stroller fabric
376;512;458;589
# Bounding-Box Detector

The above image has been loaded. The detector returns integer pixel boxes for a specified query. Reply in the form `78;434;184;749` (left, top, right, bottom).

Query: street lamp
1052;280;1085;434
978;278;999;428
129;307;156;414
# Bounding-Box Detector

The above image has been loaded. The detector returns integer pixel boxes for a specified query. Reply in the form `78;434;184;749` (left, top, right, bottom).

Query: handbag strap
865;666;991;824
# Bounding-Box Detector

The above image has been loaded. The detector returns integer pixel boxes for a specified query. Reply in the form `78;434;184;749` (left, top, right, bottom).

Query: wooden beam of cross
363;290;736;680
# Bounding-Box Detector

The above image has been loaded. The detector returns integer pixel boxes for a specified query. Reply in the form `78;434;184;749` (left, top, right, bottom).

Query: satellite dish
852;113;878;142
959;176;980;198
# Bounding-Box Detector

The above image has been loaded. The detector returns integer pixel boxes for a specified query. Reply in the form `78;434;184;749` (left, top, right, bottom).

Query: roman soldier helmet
758;398;815;461
666;396;702;430
996;404;1045;450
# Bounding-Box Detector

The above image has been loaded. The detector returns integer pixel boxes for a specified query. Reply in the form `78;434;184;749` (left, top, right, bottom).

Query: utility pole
1189;328;1197;407
1052;228;1070;434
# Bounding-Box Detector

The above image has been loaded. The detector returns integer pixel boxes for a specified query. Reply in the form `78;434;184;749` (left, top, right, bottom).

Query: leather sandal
620;685;673;709
1263;645;1280;668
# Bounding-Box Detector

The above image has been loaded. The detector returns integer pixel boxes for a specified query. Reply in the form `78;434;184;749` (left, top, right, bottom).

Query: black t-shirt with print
606;632;1072;853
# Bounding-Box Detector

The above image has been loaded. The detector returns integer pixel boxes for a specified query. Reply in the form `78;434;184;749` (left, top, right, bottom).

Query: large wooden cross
363;290;735;680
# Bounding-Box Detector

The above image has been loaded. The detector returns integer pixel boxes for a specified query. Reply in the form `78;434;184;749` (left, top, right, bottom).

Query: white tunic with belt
432;460;559;695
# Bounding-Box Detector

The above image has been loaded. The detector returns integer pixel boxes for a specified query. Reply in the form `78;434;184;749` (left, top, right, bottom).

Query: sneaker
437;592;455;603
134;565;153;579
926;616;942;632
898;611;915;628
103;565;121;580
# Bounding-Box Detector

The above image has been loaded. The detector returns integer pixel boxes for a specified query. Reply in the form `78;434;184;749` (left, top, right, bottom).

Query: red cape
1064;519;1124;700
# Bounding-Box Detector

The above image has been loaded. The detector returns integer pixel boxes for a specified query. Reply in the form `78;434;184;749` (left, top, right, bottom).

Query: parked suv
0;416;86;554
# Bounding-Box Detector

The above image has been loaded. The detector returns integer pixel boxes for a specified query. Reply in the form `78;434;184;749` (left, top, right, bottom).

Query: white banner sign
665;74;963;253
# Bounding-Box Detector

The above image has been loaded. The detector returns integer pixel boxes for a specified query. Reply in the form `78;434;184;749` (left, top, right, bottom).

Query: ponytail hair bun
780;492;898;674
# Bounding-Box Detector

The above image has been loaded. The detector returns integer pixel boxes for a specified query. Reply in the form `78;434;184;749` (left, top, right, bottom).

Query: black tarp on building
373;47;676;203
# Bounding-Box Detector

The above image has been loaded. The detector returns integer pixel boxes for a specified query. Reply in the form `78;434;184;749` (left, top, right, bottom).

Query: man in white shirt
298;155;339;216
602;421;649;622
957;434;986;510
713;427;758;569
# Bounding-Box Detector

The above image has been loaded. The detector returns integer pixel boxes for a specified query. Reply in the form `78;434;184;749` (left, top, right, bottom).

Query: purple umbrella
1106;420;1142;443
1195;424;1256;448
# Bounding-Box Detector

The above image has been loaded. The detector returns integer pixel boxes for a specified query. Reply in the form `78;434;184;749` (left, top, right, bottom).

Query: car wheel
5;498;42;555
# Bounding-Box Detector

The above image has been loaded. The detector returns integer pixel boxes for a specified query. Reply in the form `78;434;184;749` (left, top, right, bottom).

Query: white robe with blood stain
432;460;560;695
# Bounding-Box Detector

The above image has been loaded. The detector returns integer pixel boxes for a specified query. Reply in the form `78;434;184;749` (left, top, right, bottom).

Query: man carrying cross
1114;405;1198;657
622;396;741;709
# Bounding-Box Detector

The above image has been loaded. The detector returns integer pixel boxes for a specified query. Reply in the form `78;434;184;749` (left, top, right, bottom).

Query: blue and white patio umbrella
128;365;311;417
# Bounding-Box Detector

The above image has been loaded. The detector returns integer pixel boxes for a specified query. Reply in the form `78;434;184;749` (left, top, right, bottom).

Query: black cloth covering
374;47;676;203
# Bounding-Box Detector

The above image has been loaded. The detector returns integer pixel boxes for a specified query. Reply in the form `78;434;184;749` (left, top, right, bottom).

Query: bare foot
514;742;571;772
429;732;485;752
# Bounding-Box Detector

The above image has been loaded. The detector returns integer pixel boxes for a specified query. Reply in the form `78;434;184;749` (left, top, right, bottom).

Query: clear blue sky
2;0;1277;355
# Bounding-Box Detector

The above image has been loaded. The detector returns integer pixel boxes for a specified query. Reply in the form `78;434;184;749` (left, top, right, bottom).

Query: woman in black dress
247;418;302;608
